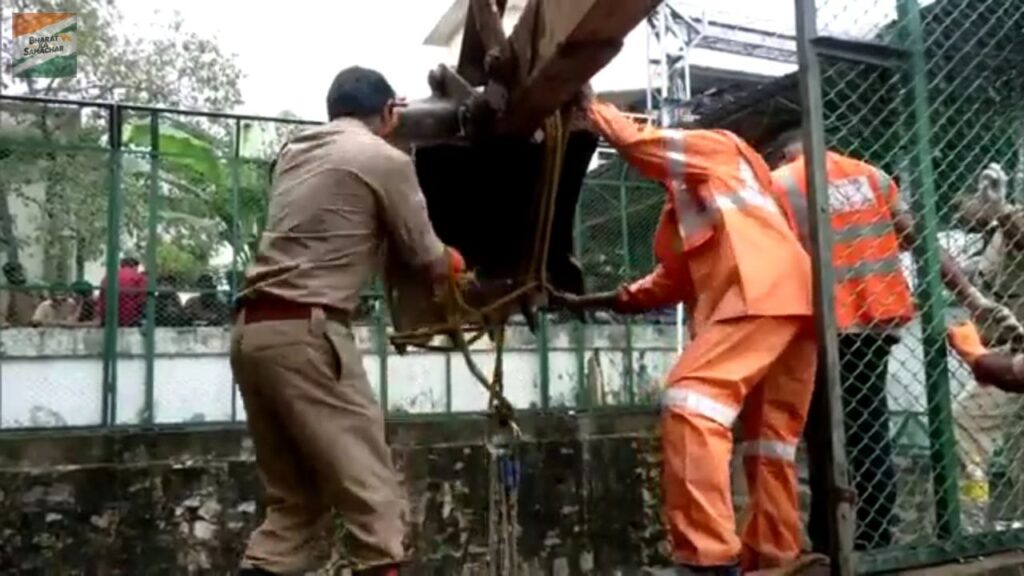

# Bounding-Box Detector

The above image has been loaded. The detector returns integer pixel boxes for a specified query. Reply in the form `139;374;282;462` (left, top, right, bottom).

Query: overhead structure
645;1;707;126
644;2;706;352
388;0;663;346
644;2;798;126
395;0;663;144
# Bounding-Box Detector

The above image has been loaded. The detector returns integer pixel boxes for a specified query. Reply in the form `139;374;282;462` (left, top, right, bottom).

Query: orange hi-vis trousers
662;315;817;570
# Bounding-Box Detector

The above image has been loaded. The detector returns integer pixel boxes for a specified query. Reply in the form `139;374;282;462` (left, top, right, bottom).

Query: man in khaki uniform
231;66;456;576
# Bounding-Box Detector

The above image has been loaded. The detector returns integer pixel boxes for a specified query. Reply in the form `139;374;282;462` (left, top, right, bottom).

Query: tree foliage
1;0;242;108
822;0;1024;223
0;0;244;282
120;118;282;282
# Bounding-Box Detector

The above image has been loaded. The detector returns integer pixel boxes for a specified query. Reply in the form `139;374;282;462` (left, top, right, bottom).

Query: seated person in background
155;273;188;327
32;285;79;326
183;273;230;326
1;261;40;327
97;253;147;327
70;280;99;325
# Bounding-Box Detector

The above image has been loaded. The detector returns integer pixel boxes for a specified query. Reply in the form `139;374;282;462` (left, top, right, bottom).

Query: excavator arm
386;0;662;349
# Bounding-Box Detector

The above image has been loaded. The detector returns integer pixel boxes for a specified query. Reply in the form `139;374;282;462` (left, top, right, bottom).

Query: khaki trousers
229;308;406;574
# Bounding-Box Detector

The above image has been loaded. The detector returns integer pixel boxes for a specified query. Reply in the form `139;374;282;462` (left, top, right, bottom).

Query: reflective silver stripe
666;150;685;179
834;257;902;281
733;157;784;219
742;439;798;462
713;188;776;214
714;183;783;216
833;220;896;244
664;132;781;242
778;170;809;248
662;388;739;428
665;131;685;182
665;132;716;240
674;183;715;239
876;169;892;195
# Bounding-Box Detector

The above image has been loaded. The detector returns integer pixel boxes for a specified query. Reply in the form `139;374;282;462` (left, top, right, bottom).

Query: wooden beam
497;0;663;134
457;0;511;86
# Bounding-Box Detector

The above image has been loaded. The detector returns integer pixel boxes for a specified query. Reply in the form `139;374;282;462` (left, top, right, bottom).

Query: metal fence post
794;0;855;573
897;0;962;540
374;291;389;413
142;111;159;425
538;311;550;409
573;206;587;408
618;165;635;406
445;350;453;413
102;104;124;426
230;118;242;423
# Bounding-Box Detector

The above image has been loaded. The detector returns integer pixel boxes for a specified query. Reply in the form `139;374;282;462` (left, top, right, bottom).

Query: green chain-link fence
797;0;1024;570
0;95;673;429
4;2;1024;569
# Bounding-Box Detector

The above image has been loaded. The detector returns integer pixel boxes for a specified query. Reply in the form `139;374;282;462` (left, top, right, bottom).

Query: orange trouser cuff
948;320;989;367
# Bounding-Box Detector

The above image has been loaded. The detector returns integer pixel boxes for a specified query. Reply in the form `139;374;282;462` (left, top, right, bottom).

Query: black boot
643;565;741;576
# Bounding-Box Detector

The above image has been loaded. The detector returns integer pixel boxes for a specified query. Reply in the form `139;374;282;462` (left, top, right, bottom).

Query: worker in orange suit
768;128;1023;553
555;91;816;574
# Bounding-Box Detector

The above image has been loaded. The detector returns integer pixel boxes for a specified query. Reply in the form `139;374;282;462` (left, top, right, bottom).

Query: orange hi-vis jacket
586;101;813;326
770;152;916;331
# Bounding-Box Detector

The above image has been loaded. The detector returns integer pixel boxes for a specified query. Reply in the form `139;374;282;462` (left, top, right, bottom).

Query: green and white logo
13;12;78;78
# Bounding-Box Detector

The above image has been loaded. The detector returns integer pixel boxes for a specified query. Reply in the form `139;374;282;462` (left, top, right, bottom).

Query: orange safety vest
771;152;915;331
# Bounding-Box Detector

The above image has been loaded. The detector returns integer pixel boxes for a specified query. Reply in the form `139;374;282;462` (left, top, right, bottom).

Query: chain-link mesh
0;99;110;428
0;96;675;430
570;148;676;409
806;0;1024;568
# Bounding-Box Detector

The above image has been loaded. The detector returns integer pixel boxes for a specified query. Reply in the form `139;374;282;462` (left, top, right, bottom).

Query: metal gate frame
795;0;1024;572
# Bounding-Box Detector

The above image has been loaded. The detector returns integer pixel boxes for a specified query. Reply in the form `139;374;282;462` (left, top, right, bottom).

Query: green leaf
122;120;225;189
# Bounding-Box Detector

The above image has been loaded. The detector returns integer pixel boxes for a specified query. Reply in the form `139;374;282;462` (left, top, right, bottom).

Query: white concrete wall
0;317;977;435
0;323;679;429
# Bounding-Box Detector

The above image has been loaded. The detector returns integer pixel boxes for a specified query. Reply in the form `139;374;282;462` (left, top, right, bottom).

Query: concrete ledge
0;412;670;574
894;552;1024;575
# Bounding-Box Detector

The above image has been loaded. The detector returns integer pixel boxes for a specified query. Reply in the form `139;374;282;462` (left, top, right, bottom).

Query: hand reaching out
970;296;1024;348
548;289;619;313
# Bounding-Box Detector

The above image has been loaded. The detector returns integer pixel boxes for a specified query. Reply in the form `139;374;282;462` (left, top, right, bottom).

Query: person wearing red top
97;254;147;326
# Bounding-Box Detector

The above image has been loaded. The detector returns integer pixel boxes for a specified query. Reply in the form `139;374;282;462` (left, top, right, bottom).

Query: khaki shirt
243;118;445;313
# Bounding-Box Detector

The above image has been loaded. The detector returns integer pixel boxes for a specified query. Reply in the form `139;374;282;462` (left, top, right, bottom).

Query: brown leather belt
238;294;351;326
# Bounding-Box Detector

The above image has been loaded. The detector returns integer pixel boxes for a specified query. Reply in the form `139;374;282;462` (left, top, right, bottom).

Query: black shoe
352;564;400;576
238;568;279;576
643;565;741;576
680;566;740;576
